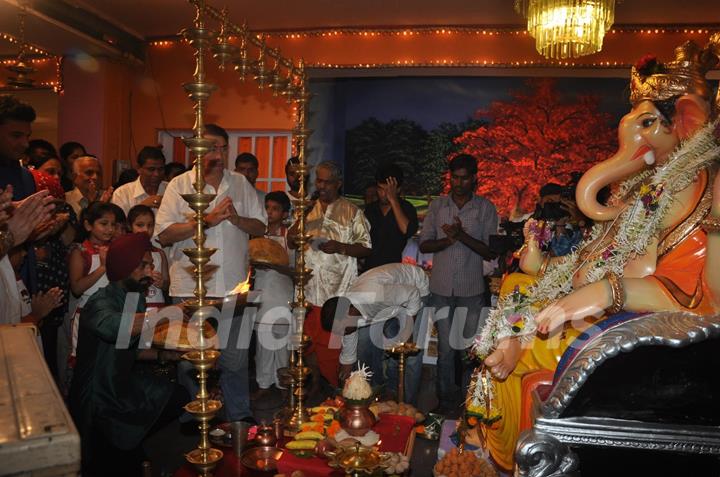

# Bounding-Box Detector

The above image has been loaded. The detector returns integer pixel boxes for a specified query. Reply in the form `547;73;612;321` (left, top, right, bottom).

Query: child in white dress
67;202;117;365
253;191;294;399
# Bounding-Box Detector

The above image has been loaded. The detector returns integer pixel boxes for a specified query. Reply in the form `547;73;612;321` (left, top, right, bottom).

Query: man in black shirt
361;164;421;400
363;164;419;270
0;95;36;201
0;95;39;292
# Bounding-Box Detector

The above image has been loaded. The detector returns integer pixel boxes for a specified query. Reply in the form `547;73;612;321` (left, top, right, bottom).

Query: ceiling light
6;10;37;89
515;0;616;59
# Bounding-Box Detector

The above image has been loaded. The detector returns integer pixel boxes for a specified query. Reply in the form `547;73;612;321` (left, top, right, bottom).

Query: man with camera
533;182;583;257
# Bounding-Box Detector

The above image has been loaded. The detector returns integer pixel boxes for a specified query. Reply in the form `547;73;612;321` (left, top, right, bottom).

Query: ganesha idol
463;36;720;473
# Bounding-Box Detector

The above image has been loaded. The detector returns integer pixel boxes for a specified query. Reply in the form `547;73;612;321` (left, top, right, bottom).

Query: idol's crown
630;38;719;106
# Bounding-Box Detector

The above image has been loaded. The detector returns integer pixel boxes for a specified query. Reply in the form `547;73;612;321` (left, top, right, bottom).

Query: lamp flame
230;270;252;295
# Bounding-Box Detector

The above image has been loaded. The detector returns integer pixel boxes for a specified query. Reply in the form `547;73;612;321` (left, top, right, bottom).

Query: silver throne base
515;311;720;477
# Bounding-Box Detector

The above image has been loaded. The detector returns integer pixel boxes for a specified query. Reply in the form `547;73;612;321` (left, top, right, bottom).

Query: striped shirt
419;194;498;297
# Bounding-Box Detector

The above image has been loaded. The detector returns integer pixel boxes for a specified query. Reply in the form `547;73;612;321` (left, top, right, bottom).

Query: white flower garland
472;120;720;360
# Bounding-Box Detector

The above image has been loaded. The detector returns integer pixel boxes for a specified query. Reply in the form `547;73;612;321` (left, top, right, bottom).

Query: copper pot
255;425;277;447
339;402;376;437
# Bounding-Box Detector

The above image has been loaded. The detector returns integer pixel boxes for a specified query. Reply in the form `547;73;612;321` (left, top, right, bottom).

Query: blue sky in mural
336;76;630;130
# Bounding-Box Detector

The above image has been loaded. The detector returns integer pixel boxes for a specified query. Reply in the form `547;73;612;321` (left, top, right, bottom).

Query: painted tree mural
345;117;485;196
345;118;428;195
455;78;618;217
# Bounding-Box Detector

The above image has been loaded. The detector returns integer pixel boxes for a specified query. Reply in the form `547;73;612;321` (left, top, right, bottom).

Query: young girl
67;202;116;362
108;202;127;240
127;204;169;307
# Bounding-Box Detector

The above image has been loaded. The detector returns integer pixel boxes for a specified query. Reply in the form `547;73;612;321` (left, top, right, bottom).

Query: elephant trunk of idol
576;144;653;222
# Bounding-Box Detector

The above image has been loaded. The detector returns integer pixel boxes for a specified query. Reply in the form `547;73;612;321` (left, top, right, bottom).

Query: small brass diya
325;442;389;477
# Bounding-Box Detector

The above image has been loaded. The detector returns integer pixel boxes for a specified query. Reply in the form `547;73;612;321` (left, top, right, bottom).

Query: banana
286;439;318;450
295;431;324;440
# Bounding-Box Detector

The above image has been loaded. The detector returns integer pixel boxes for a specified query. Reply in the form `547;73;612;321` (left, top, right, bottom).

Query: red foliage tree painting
454;79;618;217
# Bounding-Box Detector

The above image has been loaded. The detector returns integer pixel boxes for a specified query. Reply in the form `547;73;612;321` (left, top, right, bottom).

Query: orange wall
59;44;295;186
58;57;106;169
58;56;135;185
129;43;295;164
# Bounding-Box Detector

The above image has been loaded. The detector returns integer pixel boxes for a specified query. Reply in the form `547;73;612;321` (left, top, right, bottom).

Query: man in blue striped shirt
419;154;498;415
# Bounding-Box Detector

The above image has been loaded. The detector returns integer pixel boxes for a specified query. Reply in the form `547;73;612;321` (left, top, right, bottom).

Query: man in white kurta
155;124;267;422
289;160;371;388
155;167;265;298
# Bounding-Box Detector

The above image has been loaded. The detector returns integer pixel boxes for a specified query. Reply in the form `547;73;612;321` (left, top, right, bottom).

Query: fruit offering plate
283;407;342;457
276;414;416;477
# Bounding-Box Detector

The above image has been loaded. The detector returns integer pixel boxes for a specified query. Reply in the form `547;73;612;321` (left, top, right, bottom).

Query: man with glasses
155;123;267;424
111;146;168;214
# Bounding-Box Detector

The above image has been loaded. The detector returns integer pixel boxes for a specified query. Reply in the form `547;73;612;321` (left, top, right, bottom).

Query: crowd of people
0;92;590;475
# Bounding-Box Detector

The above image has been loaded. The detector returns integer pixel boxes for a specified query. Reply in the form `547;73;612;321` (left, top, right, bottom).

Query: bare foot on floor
483;337;522;381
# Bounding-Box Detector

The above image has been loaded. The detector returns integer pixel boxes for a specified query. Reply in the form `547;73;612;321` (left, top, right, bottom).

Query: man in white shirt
320;263;429;404
111;146;167;214
155;124;267;423
65;156;112;216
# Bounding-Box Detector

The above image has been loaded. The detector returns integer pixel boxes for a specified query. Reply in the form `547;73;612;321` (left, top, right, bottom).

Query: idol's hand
534;280;608;334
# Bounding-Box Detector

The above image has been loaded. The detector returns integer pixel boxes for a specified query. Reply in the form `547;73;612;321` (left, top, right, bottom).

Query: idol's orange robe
483;169;716;471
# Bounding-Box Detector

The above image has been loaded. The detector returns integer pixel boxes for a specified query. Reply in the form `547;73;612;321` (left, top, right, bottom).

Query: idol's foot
463;425;483;448
483;337;521;381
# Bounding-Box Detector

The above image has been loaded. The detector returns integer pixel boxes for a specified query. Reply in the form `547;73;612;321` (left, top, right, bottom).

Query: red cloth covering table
173;414;416;477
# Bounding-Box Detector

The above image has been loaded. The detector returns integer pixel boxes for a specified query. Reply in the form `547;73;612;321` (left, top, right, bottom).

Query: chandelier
5;9;37;88
514;0;616;59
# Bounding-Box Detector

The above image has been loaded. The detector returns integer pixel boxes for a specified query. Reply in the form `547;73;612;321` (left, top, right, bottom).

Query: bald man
65;155;112;215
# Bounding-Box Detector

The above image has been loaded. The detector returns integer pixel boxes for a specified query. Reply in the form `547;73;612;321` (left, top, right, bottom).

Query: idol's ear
673;94;710;139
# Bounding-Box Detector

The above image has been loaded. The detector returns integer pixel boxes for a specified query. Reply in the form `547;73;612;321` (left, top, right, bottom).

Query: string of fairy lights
0;31;54;56
148;25;718;43
265;26;717;38
1;23;717;92
147;25;719;70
